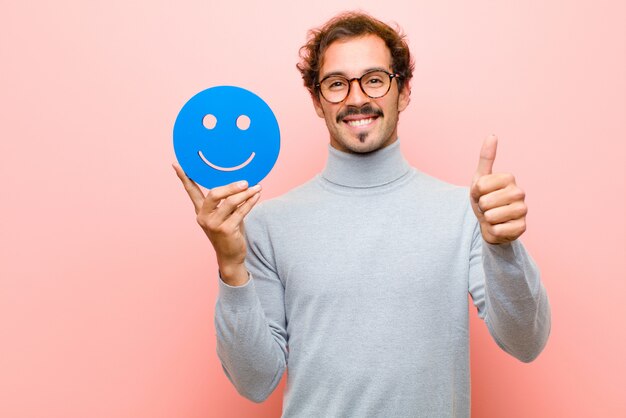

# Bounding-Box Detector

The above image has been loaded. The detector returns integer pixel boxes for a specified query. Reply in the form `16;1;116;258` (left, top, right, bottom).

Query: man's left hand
470;135;528;244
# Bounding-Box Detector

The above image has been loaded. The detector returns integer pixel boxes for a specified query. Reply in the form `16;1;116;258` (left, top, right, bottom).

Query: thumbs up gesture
470;135;528;244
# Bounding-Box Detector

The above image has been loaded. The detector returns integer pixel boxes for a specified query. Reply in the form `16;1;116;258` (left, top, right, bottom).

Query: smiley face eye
203;114;217;130
236;115;251;130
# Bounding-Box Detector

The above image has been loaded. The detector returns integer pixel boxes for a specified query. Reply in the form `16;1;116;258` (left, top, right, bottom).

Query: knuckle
205;189;217;203
224;196;238;207
237;202;253;216
234;203;246;214
478;195;489;211
489;223;503;237
519;223;527;235
483;210;496;224
196;215;207;228
519;203;528;216
217;224;234;236
513;187;526;201
203;218;219;232
475;178;487;194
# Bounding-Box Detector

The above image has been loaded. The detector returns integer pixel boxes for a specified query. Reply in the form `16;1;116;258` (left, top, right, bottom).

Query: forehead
320;35;392;78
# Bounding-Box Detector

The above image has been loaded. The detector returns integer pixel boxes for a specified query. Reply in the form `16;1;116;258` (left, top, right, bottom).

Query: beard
341;105;381;144
328;103;398;154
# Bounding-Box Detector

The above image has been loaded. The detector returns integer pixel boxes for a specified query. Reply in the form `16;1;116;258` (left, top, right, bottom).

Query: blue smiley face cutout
173;86;280;189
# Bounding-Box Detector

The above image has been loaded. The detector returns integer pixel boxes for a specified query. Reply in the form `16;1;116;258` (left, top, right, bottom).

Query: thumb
475;134;498;179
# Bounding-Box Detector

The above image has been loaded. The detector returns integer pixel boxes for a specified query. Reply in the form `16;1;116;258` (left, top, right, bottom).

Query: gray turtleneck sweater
215;141;551;417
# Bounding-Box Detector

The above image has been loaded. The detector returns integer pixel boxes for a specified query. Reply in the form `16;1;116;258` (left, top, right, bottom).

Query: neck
321;140;411;188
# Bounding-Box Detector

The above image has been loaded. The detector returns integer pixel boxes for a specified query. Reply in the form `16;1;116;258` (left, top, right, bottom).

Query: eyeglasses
316;70;400;104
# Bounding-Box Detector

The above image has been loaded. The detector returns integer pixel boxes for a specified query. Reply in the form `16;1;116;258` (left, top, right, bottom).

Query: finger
476;182;524;212
484;218;526;243
172;163;205;212
201;180;250;213
472;172;516;201
474;134;498;179
482;201;527;225
221;192;261;230
211;184;262;221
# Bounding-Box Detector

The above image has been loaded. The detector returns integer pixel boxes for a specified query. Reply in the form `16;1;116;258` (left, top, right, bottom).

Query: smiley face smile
198;150;256;172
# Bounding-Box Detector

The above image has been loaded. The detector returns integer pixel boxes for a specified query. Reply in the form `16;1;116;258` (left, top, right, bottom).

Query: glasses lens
360;71;391;98
320;76;349;103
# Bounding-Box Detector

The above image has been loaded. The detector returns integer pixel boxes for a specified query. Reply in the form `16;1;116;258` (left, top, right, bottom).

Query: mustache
336;104;383;123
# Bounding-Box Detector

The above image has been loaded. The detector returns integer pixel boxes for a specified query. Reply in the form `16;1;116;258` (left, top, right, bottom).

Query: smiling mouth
198;151;256;172
345;116;377;127
337;104;383;125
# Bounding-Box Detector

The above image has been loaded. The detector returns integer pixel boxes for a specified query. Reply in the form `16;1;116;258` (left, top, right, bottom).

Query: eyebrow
320;66;391;80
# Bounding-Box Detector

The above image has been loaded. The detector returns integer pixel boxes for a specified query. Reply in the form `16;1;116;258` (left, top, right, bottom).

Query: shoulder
245;176;323;230
410;168;469;201
404;168;478;228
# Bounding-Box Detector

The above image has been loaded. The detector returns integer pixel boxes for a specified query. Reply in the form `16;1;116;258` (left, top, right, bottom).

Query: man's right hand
173;163;262;287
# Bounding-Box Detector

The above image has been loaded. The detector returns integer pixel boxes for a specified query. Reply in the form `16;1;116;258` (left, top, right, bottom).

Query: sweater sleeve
214;206;288;402
468;219;551;363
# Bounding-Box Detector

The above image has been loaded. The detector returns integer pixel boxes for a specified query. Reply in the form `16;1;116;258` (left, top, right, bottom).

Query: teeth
347;117;374;127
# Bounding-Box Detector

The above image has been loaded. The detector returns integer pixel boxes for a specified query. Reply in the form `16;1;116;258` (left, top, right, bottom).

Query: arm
215;206;288;402
468;135;551;361
469;224;551;362
172;165;286;401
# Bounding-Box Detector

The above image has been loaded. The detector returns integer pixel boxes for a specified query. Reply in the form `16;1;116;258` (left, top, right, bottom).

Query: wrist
218;263;249;287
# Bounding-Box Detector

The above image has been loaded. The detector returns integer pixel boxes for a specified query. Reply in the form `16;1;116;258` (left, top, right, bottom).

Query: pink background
1;1;625;417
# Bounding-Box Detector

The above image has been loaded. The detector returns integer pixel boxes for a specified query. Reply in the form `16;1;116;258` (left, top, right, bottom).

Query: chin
338;141;381;154
344;135;394;154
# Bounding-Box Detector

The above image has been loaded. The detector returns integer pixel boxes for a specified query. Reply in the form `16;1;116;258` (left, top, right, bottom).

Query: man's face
313;34;410;154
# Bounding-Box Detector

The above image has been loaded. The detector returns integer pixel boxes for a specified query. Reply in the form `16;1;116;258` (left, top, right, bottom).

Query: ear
312;95;326;118
398;82;411;112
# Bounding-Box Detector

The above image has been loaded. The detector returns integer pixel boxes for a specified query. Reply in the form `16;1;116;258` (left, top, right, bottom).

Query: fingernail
237;180;248;189
250;184;262;191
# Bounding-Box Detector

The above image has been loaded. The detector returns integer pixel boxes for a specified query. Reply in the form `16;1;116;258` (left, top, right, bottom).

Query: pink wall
1;1;624;417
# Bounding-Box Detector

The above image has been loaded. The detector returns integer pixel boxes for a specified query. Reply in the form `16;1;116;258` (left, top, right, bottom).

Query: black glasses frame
315;70;401;104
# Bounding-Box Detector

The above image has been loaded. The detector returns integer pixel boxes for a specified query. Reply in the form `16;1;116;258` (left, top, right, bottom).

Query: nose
344;78;370;107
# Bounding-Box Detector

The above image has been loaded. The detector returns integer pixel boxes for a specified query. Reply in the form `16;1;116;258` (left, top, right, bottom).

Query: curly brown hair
297;11;414;99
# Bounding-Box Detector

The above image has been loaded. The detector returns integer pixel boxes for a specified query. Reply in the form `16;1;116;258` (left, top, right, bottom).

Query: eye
236;115;250;130
324;78;348;91
203;114;217;129
365;76;384;86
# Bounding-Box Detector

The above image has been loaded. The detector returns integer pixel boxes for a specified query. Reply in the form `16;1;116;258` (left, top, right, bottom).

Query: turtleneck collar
320;140;411;188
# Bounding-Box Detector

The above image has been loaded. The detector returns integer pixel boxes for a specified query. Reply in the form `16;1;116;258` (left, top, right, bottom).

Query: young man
174;12;550;418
